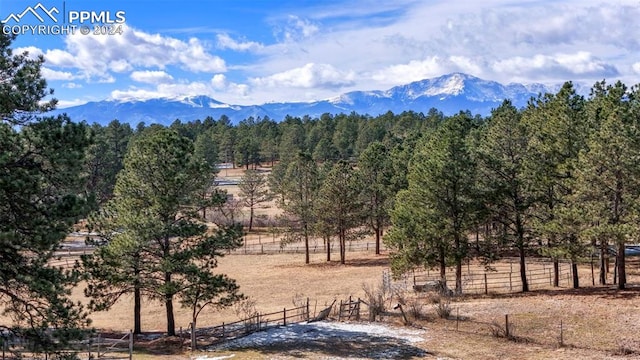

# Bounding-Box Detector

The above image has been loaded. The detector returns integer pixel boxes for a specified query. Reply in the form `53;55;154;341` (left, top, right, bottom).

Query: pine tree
238;169;272;231
0;31;92;351
316;161;364;264
574;81;640;289
83;129;243;336
358;141;394;255
522;82;588;288
385;113;480;292
271;152;319;264
477;101;534;292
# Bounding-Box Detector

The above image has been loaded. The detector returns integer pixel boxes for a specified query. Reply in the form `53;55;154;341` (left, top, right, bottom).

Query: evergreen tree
385;114;480;292
477;101;535;292
83;129;243;336
271;152;319;264
522;82;588;288
574;81;640;289
84;120;134;204
357;141;394;255
238;169;272;231
0;31;92;351
316;161;364;264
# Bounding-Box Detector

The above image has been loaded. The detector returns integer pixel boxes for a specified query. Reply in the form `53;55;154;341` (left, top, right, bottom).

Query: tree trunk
439;245;446;287
326;236;331;262
455;233;462;294
165;271;176;336
134;285;142;335
340;232;346;265
166;295;175;336
617;242;626;290
374;222;381;255
553;260;559;287
519;243;529;292
599;241;607;285
248;206;254;231
572;262;579;289
304;227;310;265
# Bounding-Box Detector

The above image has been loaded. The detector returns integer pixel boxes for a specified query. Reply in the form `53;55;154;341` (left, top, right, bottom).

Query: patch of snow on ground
208;321;428;359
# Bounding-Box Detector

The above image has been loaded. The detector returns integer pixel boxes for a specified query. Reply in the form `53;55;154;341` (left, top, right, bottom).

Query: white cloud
217;33;263;52
41;67;75;81
372;57;446;85
42;24;226;82
130;70;174;84
38;0;640;105
109;59;133;73
492;51;618;80
110;76;250;103
210;74;227;89
251;63;355;88
273;15;319;42
62;82;83;89
14;46;43;59
57;98;89;108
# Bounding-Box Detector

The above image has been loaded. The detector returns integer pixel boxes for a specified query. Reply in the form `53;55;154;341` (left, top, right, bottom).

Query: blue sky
1;0;639;108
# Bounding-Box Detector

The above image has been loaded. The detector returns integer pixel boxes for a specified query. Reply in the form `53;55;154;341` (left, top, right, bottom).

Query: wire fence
231;240;384;255
383;258;573;295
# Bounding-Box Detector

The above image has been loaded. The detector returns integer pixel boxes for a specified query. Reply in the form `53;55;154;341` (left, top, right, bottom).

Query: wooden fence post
509;273;512;292
559;319;564;346
97;333;101;359
484;273;488;295
306;298;310;321
283;308;287;326
505;315;509;338
128;330;133;360
191;322;197;351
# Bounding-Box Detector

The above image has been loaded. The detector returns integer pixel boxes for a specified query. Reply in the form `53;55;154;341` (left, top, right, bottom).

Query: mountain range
50;73;570;125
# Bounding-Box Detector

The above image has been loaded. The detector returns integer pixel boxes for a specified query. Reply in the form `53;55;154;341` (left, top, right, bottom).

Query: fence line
188;300;310;350
231;241;385;255
384;258;573;295
1;331;133;360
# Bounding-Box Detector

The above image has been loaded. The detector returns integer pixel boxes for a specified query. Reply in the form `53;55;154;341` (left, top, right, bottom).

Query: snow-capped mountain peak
52;73;565;125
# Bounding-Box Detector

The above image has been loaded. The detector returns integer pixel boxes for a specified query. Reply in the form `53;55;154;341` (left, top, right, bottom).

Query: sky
1;0;639;108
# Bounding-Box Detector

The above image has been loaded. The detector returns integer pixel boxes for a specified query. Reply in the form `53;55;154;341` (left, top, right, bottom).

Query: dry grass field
6;166;640;359
76;249;640;360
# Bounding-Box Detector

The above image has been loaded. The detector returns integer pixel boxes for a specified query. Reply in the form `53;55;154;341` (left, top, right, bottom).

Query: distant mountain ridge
51;73;565;125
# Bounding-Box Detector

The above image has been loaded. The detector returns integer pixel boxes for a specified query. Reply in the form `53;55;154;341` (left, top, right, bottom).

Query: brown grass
6;167;640;359
87;251;389;332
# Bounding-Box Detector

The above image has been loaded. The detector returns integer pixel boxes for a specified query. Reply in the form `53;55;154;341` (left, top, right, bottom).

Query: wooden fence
189;300;310;350
337;297;363;321
1;331;133;360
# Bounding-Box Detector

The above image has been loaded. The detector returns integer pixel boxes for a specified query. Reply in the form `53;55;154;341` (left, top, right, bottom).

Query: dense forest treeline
84;79;640;296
